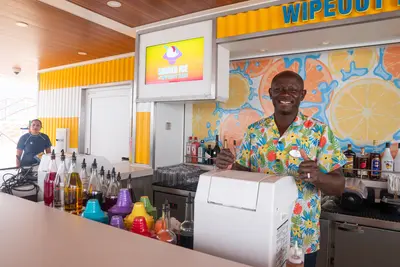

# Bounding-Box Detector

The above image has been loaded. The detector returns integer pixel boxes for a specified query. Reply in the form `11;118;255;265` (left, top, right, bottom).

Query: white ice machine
194;170;298;267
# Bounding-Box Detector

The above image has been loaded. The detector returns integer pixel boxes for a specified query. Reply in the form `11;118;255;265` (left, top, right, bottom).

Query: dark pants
305;252;318;267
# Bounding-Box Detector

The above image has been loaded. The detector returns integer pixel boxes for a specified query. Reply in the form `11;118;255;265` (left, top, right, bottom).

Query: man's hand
298;149;345;196
298;149;320;183
216;149;235;169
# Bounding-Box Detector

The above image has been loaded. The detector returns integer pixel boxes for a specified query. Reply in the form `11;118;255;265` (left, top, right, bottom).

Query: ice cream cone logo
163;45;182;65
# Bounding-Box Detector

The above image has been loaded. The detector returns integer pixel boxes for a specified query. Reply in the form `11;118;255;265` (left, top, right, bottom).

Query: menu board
145;37;204;84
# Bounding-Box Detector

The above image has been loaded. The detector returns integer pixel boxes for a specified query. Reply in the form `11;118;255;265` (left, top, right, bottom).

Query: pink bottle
44;150;57;207
191;137;200;163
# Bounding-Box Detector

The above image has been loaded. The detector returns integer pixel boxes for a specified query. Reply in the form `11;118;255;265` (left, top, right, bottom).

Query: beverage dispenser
194;170;298;267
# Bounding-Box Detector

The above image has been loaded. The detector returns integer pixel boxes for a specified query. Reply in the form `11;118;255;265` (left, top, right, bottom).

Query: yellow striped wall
38;56;150;165
217;0;400;38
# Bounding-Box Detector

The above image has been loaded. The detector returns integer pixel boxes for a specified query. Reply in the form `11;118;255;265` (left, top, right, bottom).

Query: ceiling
223;17;400;60
0;0;249;82
68;0;247;28
0;0;135;82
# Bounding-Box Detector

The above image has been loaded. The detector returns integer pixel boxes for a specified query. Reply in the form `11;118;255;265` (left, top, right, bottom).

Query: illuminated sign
145;37;204;84
282;0;398;24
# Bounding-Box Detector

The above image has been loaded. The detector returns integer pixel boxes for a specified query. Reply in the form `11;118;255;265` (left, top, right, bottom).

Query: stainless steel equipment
152;164;204;222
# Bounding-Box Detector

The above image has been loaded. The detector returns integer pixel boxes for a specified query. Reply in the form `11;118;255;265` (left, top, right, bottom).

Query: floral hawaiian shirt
236;112;346;254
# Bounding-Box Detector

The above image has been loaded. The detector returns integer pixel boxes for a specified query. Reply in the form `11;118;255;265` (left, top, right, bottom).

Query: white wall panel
38;87;80;118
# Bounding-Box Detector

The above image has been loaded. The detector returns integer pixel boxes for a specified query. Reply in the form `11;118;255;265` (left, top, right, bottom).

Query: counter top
0;193;249;267
112;162;153;179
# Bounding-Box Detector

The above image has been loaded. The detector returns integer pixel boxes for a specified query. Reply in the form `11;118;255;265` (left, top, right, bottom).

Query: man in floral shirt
217;70;346;267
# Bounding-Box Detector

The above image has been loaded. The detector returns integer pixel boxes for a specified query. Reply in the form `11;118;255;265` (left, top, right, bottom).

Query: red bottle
191;137;200;163
44;150;58;207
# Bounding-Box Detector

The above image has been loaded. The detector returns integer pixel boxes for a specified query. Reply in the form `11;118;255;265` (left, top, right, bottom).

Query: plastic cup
110;215;125;229
131;216;151;237
81;199;108;224
107;189;133;221
116;189;133;208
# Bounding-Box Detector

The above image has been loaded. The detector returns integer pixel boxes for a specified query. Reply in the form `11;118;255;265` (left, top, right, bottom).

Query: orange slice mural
258;58;332;116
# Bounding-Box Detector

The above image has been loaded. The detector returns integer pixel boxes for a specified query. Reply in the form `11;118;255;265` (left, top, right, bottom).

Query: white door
85;85;131;163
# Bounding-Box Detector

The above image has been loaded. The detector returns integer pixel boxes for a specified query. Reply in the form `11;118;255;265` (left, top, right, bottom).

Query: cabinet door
334;222;400;267
316;219;331;267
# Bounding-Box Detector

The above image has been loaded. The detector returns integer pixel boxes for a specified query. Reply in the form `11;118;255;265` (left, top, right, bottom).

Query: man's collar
265;111;306;127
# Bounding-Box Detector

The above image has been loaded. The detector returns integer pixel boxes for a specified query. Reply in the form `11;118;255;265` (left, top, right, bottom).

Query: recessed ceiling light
16;21;29;27
322;41;330;45
107;1;122;7
78;52;87;56
260;49;268;52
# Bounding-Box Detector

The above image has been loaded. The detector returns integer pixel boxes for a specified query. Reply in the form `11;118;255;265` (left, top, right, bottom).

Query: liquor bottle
206;145;213;165
381;142;394;180
53;149;67;209
179;193;194;249
156;200;177;244
357;148;369;178
64;152;83;214
105;169;119;211
343;144;356;177
233;140;239;158
80;158;89;206
394;143;400;172
191;137;200;164
370;140;381;180
88;159;103;204
44;150;57;207
212;135;221;165
197;140;205;164
126;174;136;203
186;136;193;163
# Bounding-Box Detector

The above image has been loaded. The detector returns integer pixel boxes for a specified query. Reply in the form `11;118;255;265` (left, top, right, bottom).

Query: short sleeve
235;128;252;168
17;134;27;150
44;134;52;149
317;125;347;173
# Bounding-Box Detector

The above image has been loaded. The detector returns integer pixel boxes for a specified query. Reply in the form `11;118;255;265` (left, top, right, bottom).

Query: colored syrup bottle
44;150;57;207
80;158;89;206
53;149;67;209
179;193;194;249
64;152;83;214
88;159;103;204
105;169;119;211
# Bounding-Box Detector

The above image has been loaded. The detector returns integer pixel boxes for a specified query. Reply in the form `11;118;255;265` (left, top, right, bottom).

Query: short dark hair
31;119;42;127
271;70;304;89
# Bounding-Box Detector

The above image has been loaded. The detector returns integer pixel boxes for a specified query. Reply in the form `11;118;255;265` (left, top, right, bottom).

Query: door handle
337;223;364;234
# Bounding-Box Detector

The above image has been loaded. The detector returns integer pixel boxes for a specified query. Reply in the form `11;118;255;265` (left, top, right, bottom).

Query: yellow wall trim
39;57;134;90
40;117;79;149
217;0;400;39
135;112;151;165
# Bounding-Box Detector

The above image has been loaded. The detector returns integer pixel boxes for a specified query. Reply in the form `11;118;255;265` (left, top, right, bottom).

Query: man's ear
268;88;272;98
301;89;307;101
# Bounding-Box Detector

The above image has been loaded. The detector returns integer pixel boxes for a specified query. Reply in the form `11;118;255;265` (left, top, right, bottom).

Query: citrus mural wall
192;43;400;154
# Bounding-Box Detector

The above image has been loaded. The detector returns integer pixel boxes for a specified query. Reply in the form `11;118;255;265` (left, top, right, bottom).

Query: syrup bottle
44;150;57;207
64;152;83;214
88;159;103;204
80;158;89;206
53;150;67;209
156;200;177;244
105;169;119;211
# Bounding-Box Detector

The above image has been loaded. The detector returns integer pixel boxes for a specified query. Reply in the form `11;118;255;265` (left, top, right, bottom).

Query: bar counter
0;193;249;267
